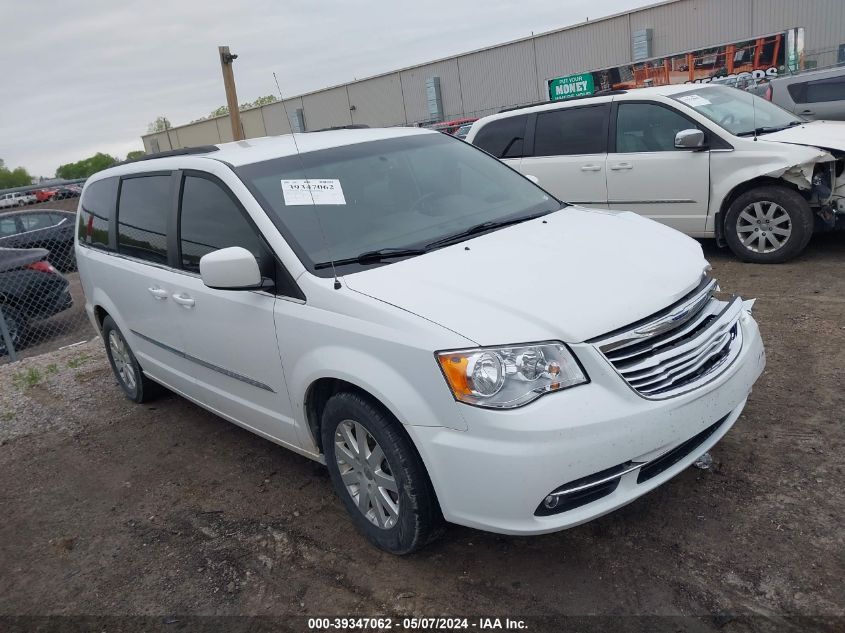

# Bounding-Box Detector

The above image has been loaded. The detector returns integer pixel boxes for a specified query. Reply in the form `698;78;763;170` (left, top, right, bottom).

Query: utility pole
218;46;244;141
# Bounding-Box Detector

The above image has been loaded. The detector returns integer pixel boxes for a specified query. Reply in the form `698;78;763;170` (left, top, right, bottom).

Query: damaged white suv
467;84;844;263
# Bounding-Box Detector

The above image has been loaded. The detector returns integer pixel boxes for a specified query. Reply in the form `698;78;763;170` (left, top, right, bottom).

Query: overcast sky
2;0;654;177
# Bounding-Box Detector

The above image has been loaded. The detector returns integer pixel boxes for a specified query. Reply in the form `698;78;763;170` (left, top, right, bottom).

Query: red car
34;189;57;203
428;117;478;136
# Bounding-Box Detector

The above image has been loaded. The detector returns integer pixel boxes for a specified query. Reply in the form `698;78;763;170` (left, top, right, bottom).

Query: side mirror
199;246;262;290
525;174;540;184
675;129;707;149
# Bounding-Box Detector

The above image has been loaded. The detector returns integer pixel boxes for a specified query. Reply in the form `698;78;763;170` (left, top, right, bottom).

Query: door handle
799;109;814;116
580;164;602;172
147;287;168;300
610;162;633;171
172;293;195;308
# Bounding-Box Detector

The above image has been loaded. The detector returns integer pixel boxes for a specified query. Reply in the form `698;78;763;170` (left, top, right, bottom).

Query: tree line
0;159;32;189
0;150;147;188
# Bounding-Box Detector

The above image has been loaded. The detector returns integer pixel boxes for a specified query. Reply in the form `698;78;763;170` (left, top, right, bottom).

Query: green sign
548;73;595;101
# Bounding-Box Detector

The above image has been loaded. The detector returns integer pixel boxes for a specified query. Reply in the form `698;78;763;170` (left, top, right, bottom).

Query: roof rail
498;90;627;113
307;124;370;132
124;145;220;163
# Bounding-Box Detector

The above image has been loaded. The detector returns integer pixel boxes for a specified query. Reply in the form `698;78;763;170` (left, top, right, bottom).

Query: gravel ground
0;233;843;632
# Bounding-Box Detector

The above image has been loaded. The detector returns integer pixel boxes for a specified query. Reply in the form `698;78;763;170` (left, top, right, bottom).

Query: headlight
436;341;588;409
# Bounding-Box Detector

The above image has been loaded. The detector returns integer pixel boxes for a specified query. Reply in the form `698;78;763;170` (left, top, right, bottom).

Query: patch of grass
45;363;59;375
66;354;91;369
12;367;42;390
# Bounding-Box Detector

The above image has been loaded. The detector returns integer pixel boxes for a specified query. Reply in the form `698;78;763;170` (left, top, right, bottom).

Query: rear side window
78;177;118;250
533;104;609;157
472;116;528;158
0;216;19;238
178;175;270;274
20;213;56;231
789;76;845;104
117;175;171;264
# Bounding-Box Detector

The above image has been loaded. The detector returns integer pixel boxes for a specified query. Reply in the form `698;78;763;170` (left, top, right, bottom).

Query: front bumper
407;310;765;535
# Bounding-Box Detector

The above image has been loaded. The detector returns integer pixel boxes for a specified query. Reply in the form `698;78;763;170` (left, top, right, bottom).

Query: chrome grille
594;278;744;399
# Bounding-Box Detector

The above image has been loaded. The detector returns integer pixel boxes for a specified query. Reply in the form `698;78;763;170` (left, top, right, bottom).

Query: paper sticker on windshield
281;179;346;205
677;94;711;107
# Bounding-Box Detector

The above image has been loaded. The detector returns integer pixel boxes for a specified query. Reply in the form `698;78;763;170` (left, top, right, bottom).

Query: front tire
102;316;159;403
724;185;814;263
321;391;443;554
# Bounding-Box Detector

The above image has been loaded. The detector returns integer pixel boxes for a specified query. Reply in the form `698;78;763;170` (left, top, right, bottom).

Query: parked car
453;123;473;140
763;66;845;121
467;84;845;263
0;209;77;271
53;186;81;200
0;247;73;356
0;192;33;209
429;117;478;135
34;189;57;203
76;130;765;554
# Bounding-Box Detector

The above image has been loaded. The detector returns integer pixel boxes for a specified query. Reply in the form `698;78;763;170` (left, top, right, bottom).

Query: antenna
273;72;342;290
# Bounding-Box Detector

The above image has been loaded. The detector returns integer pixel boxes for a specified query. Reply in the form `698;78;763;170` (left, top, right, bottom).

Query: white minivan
76;128;765;553
467;84;845;264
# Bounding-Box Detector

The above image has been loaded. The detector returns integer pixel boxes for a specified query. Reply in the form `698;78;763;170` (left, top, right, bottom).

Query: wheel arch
305;377;408;455
716;176;805;245
93;305;109;331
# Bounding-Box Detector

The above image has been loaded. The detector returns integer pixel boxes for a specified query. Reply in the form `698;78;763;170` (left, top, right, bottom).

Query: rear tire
102;316;159;403
0;307;27;356
321;391;443;554
724;185;813;264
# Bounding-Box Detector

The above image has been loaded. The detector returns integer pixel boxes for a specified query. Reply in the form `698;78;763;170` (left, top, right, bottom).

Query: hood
343;208;709;345
761;120;845;153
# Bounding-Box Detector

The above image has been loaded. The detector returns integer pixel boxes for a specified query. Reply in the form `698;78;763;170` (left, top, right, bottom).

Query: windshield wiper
313;247;428;270
425;212;549;250
313;210;556;270
736;120;803;137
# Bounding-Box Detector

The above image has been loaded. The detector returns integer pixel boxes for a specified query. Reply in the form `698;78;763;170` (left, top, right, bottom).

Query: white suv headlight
436;342;588;409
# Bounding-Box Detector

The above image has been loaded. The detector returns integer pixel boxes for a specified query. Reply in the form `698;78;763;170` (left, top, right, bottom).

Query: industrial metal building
141;0;845;153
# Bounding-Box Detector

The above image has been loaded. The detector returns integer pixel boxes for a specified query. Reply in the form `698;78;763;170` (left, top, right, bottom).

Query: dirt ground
0;233;843;632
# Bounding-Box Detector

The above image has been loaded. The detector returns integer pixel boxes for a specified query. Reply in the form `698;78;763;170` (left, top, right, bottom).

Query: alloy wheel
334;419;400;529
736;201;792;254
108;330;137;391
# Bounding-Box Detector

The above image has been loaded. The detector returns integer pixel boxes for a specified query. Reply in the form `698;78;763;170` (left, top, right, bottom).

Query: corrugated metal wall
302;86;352;130
457;39;540;116
348;75;406;126
262;101;294;135
141;0;845;149
400;59;464;122
630;0;753;57
534;15;632;97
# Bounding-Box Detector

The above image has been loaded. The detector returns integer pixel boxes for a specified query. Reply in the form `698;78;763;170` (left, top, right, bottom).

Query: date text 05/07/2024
307;617;528;630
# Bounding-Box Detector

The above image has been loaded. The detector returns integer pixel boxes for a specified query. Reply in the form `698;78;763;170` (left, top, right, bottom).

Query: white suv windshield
671;86;802;137
236;133;560;276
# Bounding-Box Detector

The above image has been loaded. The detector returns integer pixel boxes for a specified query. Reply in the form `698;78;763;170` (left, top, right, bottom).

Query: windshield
236;133;560;276
670;85;802;136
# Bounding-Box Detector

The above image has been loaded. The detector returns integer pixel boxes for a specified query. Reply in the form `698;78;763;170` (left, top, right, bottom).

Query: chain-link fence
0;197;96;364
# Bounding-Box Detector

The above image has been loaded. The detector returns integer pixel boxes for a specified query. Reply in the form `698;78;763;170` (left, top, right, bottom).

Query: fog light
543;495;560;509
